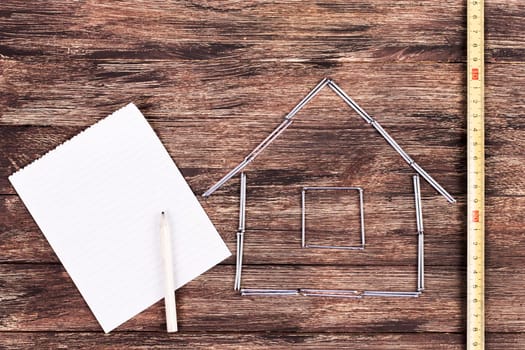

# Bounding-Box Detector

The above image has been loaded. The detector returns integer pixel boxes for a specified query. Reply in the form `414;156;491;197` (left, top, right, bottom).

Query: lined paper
9;103;231;332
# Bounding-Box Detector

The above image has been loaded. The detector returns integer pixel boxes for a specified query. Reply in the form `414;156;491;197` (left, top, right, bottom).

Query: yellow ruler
467;0;484;349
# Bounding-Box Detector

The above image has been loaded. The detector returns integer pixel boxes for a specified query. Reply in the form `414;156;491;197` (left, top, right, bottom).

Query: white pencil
160;211;178;332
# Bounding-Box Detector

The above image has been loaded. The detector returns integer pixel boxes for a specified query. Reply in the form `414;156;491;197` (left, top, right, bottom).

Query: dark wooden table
1;1;523;349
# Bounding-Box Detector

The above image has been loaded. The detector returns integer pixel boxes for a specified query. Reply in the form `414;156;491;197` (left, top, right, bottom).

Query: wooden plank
0;264;463;332
0;0;522;63
0;263;523;333
0;60;466;127
485;0;525;62
0;0;466;63
2;331;524;350
485;333;525;350
0;332;467;350
2;49;518;136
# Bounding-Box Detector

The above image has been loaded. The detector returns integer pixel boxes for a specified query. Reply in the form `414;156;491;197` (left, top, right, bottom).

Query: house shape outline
204;78;456;298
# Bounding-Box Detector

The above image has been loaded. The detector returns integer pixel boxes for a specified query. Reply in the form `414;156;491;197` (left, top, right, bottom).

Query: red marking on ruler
472;210;479;223
472;68;479;80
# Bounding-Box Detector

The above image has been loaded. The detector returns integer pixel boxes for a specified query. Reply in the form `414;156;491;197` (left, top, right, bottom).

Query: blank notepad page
9;103;231;332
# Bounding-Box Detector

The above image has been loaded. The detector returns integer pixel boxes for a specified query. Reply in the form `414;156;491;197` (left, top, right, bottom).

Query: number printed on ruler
467;0;485;349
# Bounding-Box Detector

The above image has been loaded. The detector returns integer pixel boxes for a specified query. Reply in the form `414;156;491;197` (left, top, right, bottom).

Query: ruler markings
467;0;484;349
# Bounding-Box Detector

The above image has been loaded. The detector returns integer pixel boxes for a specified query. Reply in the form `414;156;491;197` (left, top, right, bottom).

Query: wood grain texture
1;332;523;350
0;332;468;350
0;264;463;332
0;0;465;63
0;263;522;333
0;0;523;348
0;332;519;350
0;0;522;63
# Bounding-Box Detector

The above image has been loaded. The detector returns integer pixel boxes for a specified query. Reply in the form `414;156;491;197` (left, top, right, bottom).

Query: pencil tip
161;211;165;215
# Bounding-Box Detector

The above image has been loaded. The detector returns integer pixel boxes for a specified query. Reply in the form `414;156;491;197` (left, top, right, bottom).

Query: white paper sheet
9;103;231;333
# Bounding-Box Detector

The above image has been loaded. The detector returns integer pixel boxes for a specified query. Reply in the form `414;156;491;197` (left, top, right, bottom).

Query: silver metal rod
420;233;425;291
241;289;298;293
234;234;240;290
305;244;364;250
245;119;292;160
234;231;244;291
411;162;456;203
413;174;425;292
300;289;362;298
240;173;247;229
203;159;249;198
203;79;331;197
301;188;306;248
376;120;455;203
302;186;365;249
238;173;247;289
234;173;247;291
358;188;365;247
238;233;245;290
300;289;360;293
301;293;362;298
363;291;421;297
417;234;422;292
418;233;425;292
286;77;331;120
413;175;423;233
203;120;292;198
303;186;363;191
371;121;414;164
234;243;238;283
235;176;241;288
240;289;300;296
328;80;374;123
